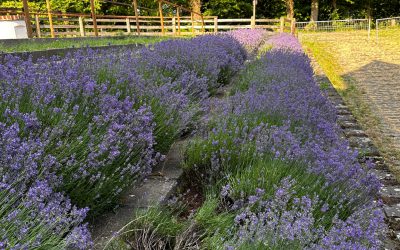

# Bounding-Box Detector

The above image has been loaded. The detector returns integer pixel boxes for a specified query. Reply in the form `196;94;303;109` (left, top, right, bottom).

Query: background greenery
1;0;399;21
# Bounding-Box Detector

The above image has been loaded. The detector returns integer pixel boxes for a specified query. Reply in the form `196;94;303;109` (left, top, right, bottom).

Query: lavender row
185;34;386;249
0;31;266;249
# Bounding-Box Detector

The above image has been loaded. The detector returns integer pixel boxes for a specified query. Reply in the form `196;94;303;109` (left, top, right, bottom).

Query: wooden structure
0;2;296;38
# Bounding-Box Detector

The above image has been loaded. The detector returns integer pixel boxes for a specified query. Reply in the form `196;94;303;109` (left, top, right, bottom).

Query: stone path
338;38;400;150
90;140;186;249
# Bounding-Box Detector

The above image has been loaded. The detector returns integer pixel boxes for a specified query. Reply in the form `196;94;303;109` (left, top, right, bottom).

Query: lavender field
0;30;386;249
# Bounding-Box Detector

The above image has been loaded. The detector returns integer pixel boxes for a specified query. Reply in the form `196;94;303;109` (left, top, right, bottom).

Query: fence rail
376;17;400;29
296;19;369;32
1;11;294;37
376;17;400;41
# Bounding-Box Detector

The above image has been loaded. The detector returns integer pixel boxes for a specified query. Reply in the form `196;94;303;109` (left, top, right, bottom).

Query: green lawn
0;35;175;53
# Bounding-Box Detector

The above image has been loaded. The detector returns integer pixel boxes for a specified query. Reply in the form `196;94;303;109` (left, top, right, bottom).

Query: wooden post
280;16;284;33
126;18;131;33
159;1;164;35
35;14;41;38
172;17;176;35
214;16;218;33
45;0;55;38
79;16;85;37
251;16;255;29
177;7;181;35
191;12;194;35
391;18;396;27
90;0;98;36
290;18;296;34
201;14;205;33
22;0;33;38
132;0;140;35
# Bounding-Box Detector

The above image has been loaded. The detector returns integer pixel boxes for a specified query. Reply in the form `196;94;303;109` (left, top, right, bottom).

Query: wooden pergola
20;0;205;38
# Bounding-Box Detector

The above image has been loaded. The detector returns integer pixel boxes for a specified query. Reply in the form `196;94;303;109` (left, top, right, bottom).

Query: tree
190;0;201;13
284;0;294;18
311;0;318;21
203;0;252;18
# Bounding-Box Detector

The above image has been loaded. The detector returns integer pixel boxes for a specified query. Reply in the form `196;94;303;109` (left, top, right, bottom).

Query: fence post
280;17;284;33
201;15;205;33
191;12;195;35
45;0;55;38
251;16;255;29
214;16;218;33
22;0;33;38
79;16;85;37
376;19;379;42
172;17;176;35
291;18;296;34
159;0;165;35
90;0;98;36
133;0;140;35
391;18;396;27
35;14;41;38
368;18;371;40
177;7;181;36
126;18;131;33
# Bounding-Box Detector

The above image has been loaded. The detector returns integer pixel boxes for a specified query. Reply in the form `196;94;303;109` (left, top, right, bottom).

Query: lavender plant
184;33;386;249
0;33;251;248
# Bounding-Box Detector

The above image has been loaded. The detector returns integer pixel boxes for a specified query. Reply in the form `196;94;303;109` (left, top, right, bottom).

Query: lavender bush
227;29;270;55
0;33;254;248
184;34;386;249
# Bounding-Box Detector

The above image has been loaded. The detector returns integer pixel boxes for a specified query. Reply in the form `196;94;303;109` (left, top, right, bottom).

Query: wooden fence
0;9;296;38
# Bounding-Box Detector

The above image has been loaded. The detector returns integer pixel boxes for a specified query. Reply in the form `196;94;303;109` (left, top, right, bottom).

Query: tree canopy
1;0;399;21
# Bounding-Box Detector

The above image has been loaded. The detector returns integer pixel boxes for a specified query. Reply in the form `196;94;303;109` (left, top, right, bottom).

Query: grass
104;207;186;250
0;35;175;53
300;28;400;180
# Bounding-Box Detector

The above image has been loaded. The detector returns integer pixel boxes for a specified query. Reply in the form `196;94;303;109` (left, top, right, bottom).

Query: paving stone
384;204;400;218
343;129;368;137
380;186;400;205
90;139;187;249
336;108;352;116
371;169;398;186
339;121;361;130
336;113;356;120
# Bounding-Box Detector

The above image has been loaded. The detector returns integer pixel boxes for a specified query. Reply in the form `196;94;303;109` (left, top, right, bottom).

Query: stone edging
312;59;400;249
89;140;186;249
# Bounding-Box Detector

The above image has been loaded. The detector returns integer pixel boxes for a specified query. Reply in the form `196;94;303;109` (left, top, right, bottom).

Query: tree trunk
332;0;337;10
311;0;318;21
285;0;294;18
190;0;202;19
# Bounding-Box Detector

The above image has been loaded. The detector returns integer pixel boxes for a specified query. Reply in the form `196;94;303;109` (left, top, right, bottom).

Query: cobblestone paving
339;43;400;150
